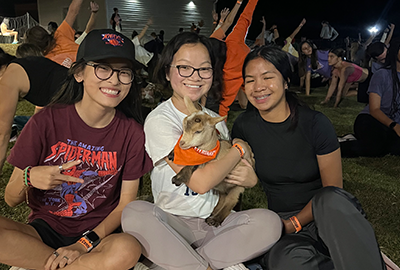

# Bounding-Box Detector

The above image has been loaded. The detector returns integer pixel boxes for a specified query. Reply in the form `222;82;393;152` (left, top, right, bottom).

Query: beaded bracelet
24;166;33;187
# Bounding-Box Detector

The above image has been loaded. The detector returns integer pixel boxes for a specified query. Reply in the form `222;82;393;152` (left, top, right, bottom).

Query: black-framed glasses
170;65;213;79
86;63;134;85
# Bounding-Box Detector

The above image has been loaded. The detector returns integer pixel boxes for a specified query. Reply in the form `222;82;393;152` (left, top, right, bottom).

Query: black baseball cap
76;29;142;69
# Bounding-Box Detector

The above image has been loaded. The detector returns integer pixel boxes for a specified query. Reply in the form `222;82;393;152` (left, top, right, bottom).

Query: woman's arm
331;27;339;41
137;18;153;41
83;1;99;34
64;0;84;27
283;149;343;233
219;0;242;33
288;18;306;40
5;161;84;207
321;71;339;104
369;93;399;136
305;71;311;95
0;64;30;174
44;179;139;269
334;66;353;107
385;23;395;46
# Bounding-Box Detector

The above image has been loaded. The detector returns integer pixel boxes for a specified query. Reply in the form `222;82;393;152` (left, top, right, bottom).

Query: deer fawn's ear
209;115;227;126
184;96;200;114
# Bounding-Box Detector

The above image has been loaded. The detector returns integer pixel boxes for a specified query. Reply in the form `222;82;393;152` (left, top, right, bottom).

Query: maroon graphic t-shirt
8;104;152;237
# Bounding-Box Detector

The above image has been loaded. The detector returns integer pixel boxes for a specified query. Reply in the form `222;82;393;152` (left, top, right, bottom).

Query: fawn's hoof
172;175;184;186
206;216;222;227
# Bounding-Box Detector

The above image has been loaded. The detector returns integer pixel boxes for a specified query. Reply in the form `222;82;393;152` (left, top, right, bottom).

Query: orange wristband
232;143;245;157
237;1;242;4
289;216;302;233
78;237;93;251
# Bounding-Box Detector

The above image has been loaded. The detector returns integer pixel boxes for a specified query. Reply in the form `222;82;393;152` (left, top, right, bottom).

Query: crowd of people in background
0;0;399;269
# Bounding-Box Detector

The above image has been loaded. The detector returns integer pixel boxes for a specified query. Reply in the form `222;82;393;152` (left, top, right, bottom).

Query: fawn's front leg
172;165;199;186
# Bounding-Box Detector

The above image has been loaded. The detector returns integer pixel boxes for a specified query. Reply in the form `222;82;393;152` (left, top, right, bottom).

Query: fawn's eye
195;130;202;134
195;118;201;123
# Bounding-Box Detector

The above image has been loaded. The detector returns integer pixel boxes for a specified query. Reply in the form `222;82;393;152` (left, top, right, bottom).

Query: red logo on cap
102;34;124;47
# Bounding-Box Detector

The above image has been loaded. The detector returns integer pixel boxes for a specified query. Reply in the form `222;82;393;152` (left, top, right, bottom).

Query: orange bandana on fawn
173;135;220;166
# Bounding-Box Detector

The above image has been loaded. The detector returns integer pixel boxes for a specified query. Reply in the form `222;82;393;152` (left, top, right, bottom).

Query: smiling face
74;58;132;111
301;42;313;57
244;57;288;119
167;42;213;111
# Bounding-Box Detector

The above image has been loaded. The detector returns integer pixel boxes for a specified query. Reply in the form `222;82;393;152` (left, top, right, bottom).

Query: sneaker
9;267;29;270
12;40;18;44
338;134;356;143
223;263;249;270
9;124;18;142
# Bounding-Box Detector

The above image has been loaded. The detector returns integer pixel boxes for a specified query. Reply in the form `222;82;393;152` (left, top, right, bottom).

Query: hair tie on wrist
232;143;245;158
289;216;302;233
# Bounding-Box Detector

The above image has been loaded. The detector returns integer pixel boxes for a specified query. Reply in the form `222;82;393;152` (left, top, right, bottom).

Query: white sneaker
223;263;249;270
9;267;29;270
134;262;150;270
338;134;356;143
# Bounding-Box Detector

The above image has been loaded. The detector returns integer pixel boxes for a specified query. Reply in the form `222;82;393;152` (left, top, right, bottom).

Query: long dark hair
329;47;346;60
153;32;224;102
298;40;318;77
25;26;56;56
0;48;15;67
242;45;308;130
384;38;400;120
49;59;143;124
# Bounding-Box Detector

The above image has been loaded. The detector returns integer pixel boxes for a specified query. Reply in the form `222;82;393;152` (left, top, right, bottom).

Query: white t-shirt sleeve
144;112;182;166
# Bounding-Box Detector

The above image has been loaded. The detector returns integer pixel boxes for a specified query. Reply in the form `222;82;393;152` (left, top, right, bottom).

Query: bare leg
64;233;141;270
0;216;53;269
11;31;18;42
0;216;141;270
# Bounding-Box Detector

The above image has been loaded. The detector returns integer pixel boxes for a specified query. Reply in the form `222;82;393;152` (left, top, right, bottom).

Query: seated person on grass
232;45;386;270
0;29;152;270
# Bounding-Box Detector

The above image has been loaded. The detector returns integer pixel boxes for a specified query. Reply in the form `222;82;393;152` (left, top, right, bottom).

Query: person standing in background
110;7;122;32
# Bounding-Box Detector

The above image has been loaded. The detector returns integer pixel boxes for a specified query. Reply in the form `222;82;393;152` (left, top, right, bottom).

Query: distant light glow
188;1;196;8
369;26;379;33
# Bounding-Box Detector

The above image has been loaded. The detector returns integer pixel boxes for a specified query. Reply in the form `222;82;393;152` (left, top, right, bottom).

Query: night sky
217;0;400;41
1;0;400;41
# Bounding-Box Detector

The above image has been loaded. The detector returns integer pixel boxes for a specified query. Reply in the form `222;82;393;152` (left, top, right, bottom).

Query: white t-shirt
144;98;230;218
132;36;153;66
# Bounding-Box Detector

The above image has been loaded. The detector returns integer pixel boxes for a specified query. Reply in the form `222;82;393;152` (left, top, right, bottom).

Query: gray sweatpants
121;200;282;270
261;186;386;270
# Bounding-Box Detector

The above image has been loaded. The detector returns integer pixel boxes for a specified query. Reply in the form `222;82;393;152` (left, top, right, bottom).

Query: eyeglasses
86;63;134;85
170;65;213;79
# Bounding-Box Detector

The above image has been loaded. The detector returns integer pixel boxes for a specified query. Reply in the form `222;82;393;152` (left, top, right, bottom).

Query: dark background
217;0;400;42
1;0;400;42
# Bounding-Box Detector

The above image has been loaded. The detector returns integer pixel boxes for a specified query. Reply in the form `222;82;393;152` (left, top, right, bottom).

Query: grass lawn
0;86;399;269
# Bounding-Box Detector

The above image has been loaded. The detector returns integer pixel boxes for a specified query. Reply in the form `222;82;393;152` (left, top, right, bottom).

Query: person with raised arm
24;0;85;68
211;0;260;117
75;1;100;45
